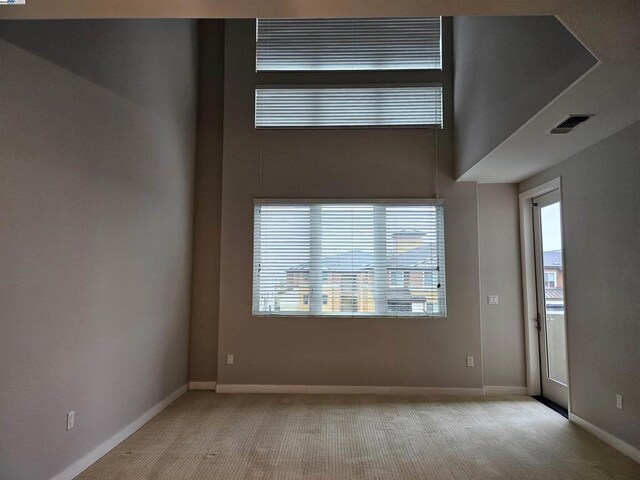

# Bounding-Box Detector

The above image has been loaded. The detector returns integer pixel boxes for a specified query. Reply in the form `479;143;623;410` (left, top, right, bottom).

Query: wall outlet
226;354;234;365
487;295;499;305
466;356;474;367
66;411;75;431
616;393;623;410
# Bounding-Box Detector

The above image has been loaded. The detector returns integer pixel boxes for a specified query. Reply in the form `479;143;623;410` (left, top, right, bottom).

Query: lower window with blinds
252;200;446;317
255;86;443;128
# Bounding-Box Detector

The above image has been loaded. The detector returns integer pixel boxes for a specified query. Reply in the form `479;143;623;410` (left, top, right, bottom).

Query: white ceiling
458;2;639;182
458;59;640;183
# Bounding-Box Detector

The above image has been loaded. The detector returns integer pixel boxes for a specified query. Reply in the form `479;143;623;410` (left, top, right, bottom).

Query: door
532;189;569;409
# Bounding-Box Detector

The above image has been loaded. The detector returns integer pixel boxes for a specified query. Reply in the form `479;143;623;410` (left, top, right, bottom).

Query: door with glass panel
532;189;569;409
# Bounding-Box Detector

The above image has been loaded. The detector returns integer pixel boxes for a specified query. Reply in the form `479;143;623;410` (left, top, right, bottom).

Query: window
255;86;443;128
253;200;446;317
341;296;358;313
389;271;405;287
256;18;442;71
255;17;444;129
387;301;413;313
544;272;556;288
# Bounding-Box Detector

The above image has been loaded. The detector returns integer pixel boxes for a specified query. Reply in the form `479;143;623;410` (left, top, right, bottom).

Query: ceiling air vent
550;114;594;134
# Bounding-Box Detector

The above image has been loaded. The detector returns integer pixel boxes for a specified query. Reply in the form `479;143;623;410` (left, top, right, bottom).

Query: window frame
252;198;447;319
544;271;557;288
254;17;447;130
256;17;443;73
254;84;444;129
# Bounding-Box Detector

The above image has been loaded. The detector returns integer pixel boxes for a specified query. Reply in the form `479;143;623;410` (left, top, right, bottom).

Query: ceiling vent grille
550;114;594;134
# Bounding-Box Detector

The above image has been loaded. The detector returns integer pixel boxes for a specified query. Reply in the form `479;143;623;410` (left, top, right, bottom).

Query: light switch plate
466;356;474;367
488;295;499;305
67;411;75;431
227;354;234;365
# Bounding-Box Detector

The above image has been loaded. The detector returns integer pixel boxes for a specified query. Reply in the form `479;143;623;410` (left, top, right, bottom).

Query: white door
532;189;569;409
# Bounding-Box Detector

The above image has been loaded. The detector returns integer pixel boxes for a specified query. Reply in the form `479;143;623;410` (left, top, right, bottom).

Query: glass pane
540;202;568;385
256;205;311;314
385;206;444;316
320;205;375;315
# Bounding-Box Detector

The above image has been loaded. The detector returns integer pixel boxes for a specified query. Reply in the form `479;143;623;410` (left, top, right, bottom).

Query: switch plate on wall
227;354;234;365
616;393;623;410
67;411;75;431
466;356;474;367
488;295;499;305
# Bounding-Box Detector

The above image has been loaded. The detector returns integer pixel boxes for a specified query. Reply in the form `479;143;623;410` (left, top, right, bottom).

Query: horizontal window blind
253;200;446;317
255;86;442;128
256;18;442;71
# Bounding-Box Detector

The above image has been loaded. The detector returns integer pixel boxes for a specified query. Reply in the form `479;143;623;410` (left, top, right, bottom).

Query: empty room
1;1;638;479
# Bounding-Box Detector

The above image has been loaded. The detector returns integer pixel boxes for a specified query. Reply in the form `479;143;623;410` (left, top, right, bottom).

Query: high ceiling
1;0;638;184
1;1;636;62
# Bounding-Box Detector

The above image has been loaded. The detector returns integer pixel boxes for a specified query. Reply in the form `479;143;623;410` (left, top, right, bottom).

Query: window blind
255;86;443;128
253;200;446;317
256;18;442;71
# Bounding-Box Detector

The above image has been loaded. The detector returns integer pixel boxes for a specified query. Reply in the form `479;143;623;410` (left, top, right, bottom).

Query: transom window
255;86;443;128
256;18;442;71
252;200;446;317
254;17;444;128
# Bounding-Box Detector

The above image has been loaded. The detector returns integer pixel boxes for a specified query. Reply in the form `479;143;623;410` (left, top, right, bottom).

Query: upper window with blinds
255;86;442;128
256;18;442;71
253;200;446;317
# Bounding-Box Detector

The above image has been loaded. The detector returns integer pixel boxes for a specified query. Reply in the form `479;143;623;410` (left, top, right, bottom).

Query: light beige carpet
78;392;640;480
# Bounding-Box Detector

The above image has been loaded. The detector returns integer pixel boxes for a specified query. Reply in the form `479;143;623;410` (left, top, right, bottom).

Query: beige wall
188;20;225;383
478;184;526;388
214;19;485;388
520;121;640;449
0;20;197;480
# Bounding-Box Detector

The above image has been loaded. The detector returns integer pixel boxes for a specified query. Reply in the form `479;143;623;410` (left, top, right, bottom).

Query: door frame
518;178;571;411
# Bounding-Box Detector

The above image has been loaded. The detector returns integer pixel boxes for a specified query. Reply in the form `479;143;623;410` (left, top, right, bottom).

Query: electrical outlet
488;295;499;305
616;393;623;410
227;354;234;365
67;411;75;431
466;356;474;367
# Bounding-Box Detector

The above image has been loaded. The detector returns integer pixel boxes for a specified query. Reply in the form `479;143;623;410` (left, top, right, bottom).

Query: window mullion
373;205;387;315
309;205;322;314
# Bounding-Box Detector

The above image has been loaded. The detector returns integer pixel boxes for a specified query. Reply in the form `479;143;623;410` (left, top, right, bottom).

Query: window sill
252;314;447;320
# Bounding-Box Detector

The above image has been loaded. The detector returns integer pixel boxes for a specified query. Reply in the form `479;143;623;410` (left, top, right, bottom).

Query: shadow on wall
0;19;195;122
0;19;197;194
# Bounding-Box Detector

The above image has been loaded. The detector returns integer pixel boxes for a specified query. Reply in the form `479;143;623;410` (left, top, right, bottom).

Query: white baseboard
189;381;217;391
50;384;188;480
215;384;485;396
483;386;528;396
570;412;639;464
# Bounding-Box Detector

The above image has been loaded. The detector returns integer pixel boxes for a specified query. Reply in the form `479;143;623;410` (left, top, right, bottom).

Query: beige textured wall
188;20;225;383
215;19;484;388
520;121;640;449
478;184;526;388
0;20;197;480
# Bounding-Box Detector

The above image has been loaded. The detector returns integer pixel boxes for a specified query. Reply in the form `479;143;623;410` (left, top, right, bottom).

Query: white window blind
256;18;442;71
255;86;442;128
253;200;446;317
